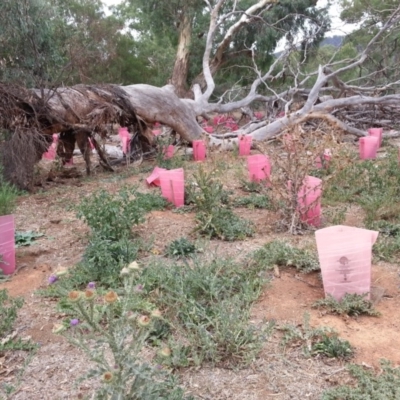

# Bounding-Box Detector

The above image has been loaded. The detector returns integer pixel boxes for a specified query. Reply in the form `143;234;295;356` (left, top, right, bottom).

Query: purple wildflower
134;284;144;293
48;275;58;284
70;319;79;326
87;282;96;289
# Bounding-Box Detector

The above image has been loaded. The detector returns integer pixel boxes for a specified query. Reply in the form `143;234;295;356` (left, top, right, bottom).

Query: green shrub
77;187;167;241
195;208;254;241
250;240;320;273
75;236;141;288
188;168;254;241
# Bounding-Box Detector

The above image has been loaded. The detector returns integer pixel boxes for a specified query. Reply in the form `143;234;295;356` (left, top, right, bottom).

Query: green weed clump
0;289;23;340
322;360;400;400
166;237;196;258
313;293;380;317
77;187;167;241
188;168;254;241
281;313;353;359
0;289;34;351
154;136;186;170
325;148;400;224
233;193;272;209
250;240;320;273
53;265;192;400
140;253;271;367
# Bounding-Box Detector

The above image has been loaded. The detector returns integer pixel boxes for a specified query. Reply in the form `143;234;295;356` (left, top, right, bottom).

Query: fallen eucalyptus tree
1;1;400;189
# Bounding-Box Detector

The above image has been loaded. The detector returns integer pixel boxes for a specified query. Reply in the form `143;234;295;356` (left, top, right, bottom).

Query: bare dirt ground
1;149;399;400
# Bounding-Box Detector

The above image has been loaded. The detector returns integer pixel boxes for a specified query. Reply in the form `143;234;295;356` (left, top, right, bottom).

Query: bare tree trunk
170;10;193;98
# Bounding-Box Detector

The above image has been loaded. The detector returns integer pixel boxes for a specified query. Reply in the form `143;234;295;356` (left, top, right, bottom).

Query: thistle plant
52;262;189;399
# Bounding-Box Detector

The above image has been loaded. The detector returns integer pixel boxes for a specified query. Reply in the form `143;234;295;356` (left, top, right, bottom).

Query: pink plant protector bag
146;167;167;187
359;136;379;159
247;154;271;184
368;128;383;148
297;176;322;227
193;140;206;161
239;135;252;156
315;225;379;301
0;215;16;275
315;149;332;169
163;145;174;159
159;168;185;207
43;133;59;160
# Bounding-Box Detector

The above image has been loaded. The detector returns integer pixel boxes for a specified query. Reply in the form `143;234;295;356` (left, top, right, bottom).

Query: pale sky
101;0;359;37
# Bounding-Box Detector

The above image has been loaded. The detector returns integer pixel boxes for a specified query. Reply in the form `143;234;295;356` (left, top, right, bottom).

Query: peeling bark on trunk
170;11;193;98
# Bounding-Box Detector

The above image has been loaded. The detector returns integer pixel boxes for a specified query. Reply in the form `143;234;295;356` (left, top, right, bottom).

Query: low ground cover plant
249;240;320;273
322;361;400;399
280;313;353;359
313;293;380;317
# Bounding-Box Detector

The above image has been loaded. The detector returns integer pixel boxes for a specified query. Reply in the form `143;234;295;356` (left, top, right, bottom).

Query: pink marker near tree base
146;167;167;187
163;145;174;159
43;133;59;160
368;128;383;148
159;168;185;207
297;176;322;227
247;154;271;184
315;149;332;169
239;135;252;156
315;225;379;301
359;136;379;159
0;215;16;275
118;127;129;139
193;140;206;161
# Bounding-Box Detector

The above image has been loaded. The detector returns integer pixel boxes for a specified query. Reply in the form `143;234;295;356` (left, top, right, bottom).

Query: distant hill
320;35;344;48
274;35;344;57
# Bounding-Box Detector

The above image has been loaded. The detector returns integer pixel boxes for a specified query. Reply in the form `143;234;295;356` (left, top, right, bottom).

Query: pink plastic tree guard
213;115;227;126
315;225;379;301
239;135;252;156
315;149;332;169
43;133;59;160
118;127;129;139
163;145;174;159
254;112;263;120
203;126;214;134
247;154;271;184
0;215;16;275
152;129;162;136
359;136;379;160
282;134;295;153
159;168;185;207
121;136;131;154
225;117;239;131
297;176;322;227
146;166;167;187
368;128;383;148
118;127;131;154
193;140;206;161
